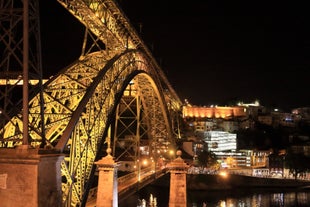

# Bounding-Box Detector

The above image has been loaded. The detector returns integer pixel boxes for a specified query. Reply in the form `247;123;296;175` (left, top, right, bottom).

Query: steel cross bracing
113;76;173;165
0;0;182;206
0;0;44;138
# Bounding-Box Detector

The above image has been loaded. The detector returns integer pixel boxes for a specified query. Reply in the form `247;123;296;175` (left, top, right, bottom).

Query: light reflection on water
189;190;310;207
120;186;310;207
137;194;157;207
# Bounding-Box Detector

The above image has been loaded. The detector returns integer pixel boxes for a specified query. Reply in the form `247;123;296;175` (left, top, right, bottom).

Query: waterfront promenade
149;167;310;191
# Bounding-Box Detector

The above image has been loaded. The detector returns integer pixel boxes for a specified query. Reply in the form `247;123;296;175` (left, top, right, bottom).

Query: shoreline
152;173;310;190
188;174;310;190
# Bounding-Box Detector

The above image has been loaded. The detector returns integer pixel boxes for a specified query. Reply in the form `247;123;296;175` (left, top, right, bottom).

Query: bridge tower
0;0;45;143
167;150;189;207
0;1;63;207
95;148;119;207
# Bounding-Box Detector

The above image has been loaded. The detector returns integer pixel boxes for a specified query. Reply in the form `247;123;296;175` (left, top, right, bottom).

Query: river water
119;185;310;207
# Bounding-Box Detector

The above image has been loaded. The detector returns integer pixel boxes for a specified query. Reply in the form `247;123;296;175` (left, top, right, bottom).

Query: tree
197;150;217;168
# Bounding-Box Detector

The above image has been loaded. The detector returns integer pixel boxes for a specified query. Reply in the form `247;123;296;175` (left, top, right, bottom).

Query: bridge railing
118;166;154;186
118;171;138;187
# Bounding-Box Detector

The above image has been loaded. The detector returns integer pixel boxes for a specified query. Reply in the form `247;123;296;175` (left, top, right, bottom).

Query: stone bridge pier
167;150;189;207
95;148;119;207
0;146;64;207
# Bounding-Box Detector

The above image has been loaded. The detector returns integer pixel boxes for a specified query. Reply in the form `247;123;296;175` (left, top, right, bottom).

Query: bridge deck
86;167;168;206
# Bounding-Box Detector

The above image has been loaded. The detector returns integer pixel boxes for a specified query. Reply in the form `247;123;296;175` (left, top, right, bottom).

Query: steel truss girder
57;0;141;51
56;0;181;107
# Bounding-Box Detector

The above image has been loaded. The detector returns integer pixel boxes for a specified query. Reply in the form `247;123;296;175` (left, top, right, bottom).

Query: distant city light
219;170;228;178
237;100;260;107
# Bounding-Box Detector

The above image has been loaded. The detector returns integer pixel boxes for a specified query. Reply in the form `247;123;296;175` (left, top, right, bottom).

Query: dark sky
40;0;310;111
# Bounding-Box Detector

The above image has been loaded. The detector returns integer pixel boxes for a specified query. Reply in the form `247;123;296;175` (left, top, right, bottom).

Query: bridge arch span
0;0;183;205
0;49;176;206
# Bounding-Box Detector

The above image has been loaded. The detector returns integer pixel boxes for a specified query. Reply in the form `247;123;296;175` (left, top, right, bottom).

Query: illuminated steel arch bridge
0;0;182;206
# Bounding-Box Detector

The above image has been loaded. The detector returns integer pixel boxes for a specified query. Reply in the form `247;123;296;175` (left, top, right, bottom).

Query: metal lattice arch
1;49;177;204
0;0;182;206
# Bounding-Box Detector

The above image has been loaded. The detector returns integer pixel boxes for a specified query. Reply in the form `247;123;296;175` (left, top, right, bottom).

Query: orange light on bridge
142;159;148;166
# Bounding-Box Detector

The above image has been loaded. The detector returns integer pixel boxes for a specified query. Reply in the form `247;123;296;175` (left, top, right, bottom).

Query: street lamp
136;159;141;182
169;149;175;161
150;157;155;173
137;158;149;182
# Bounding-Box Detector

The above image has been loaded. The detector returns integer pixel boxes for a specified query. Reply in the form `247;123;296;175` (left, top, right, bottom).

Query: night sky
40;0;310;111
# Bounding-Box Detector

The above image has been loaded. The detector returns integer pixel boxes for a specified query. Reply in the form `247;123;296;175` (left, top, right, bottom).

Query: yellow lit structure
0;0;182;206
0;79;48;85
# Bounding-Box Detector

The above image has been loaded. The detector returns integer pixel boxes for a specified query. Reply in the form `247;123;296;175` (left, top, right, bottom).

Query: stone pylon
95;148;119;207
0;146;64;207
166;150;189;207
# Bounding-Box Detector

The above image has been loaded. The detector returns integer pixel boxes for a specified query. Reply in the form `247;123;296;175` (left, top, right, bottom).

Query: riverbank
152;173;310;190
188;174;310;190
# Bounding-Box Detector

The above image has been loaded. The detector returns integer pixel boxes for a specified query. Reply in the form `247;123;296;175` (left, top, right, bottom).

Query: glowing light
219;200;226;207
219;171;228;178
142;159;148;166
182;104;254;118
